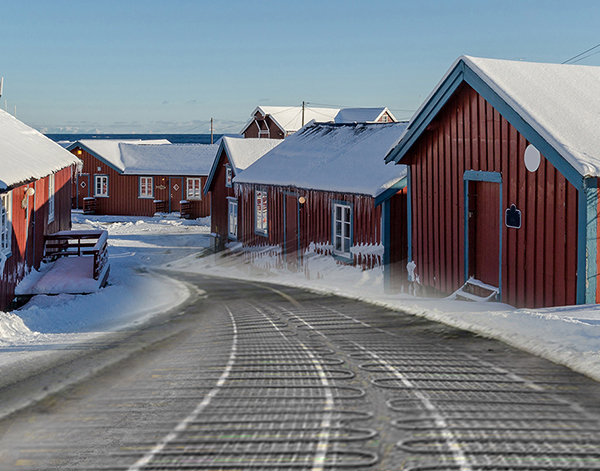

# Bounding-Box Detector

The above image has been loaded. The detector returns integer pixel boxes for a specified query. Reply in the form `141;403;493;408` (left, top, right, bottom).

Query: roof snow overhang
66;141;124;174
374;176;407;207
384;57;584;191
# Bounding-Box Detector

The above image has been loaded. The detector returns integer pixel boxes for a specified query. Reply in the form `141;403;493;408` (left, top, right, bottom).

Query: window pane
335;236;341;251
344;238;350;253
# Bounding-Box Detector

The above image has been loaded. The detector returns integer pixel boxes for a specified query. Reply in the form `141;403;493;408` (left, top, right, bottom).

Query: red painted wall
0;166;73;310
236;183;385;269
208;148;236;239
405;83;578;308
71;147;210;219
243;112;286;139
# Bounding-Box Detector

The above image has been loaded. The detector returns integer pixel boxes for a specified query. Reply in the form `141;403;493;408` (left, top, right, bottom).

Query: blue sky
1;0;599;134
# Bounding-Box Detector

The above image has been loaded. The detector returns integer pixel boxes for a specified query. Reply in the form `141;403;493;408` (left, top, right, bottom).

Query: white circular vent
524;144;541;172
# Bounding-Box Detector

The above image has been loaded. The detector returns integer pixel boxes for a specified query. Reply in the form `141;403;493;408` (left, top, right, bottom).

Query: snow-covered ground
2;213;600;390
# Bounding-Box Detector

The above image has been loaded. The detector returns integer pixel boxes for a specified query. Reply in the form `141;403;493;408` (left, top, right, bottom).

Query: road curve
0;272;600;470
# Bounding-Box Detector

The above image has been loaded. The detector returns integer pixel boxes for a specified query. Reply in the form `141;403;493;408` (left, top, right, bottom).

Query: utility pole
210;118;214;144
301;101;305;127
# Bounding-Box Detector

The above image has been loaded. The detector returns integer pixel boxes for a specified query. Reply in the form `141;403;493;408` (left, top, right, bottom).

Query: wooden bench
43;230;109;282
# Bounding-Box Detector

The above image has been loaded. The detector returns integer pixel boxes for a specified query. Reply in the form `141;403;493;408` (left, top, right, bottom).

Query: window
139;176;153;198
1;192;12;257
187;178;202;200
255;188;268;235
228;198;238;240
333;202;352;258
48;173;55;223
94;175;109;197
225;165;233;188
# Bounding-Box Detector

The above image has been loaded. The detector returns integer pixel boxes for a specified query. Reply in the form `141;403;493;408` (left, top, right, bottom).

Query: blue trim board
375;176;408;207
385;63;466;164
582;178;599;304
463;171;503;299
204;141;226;196
406;169;413;263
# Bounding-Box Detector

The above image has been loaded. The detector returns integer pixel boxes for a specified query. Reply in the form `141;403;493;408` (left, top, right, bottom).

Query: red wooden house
240;106;397;139
385;55;600;308
67;140;218;219
0;110;80;310
204;137;281;244
234;121;408;285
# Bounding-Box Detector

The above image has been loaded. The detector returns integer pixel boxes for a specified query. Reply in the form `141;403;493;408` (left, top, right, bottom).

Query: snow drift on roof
235;122;408;197
119;143;219;175
0;110;81;190
241;106;341;134
401;55;600;178
222;137;282;174
69;139;170;173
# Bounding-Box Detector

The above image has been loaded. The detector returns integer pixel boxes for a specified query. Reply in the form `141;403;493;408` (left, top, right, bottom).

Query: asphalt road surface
1;272;600;470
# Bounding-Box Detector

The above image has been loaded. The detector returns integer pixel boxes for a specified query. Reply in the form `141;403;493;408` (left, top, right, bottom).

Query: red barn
386;56;600;308
234;121;408;285
204;137;281;244
0;110;80;310
67;140;217;219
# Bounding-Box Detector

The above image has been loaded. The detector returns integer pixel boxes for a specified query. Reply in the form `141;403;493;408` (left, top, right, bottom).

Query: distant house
385;55;600;308
67;140;218;218
234;121;408;285
240;105;396;139
204;137;282;243
0;110;81;310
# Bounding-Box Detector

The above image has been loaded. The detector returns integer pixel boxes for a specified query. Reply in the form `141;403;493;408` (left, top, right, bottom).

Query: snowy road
1;273;600;470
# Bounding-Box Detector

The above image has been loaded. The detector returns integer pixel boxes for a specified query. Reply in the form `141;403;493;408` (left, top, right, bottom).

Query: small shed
68;140;218;218
386;55;600;308
0;109;80;310
235;121;408;284
204;137;282;243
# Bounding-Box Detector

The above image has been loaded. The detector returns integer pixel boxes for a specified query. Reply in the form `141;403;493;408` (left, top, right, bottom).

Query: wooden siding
236;183;384;269
243;113;286;139
388;189;409;292
209;149;236;239
0;166;73;310
71;147;210;218
406;83;578;308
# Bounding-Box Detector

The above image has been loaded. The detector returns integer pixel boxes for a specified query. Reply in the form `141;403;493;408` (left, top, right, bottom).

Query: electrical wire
562;42;600;64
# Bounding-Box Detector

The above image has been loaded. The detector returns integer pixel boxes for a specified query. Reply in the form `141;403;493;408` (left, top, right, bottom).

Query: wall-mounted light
298;196;306;204
77;149;82;155
26;187;35;196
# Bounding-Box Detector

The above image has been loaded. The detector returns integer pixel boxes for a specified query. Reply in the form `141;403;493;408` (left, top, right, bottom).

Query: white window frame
48;173;55;223
94;175;109;197
1;192;12;257
333;202;352;259
225;165;233;188
255;188;268;236
228;197;238;240
186;178;202;200
139;176;154;198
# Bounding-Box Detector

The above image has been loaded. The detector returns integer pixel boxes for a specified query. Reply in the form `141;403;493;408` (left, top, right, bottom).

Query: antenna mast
210;118;214;144
0;77;3;98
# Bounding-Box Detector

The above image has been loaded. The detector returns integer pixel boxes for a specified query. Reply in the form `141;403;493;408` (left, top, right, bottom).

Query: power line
562;42;600;64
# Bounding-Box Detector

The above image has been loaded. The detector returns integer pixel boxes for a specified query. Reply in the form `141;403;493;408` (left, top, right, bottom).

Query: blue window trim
94;174;109;198
254;187;269;237
583;178;598;304
227;197;238;241
331;200;354;264
463;171;503;301
138;176;154;199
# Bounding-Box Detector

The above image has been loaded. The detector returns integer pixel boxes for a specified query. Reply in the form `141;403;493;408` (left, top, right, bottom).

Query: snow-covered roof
387;55;600;179
222;137;282;174
240;106;341;135
0;110;81;191
334;107;396;123
67;139;218;175
119;143;219;175
204;137;282;195
236;122;408;197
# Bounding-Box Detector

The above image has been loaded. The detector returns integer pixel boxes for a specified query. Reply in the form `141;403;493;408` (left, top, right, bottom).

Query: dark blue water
45;133;223;144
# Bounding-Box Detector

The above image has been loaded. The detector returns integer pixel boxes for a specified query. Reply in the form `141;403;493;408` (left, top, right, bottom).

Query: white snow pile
3;213;600;385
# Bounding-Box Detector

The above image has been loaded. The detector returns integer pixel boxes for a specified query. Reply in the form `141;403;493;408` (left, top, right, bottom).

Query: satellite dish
524;144;541;172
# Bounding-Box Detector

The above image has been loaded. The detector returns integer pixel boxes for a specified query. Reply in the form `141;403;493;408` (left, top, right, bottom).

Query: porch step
447;277;499;302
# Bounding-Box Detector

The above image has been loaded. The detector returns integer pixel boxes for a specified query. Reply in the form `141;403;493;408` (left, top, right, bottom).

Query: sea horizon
45;133;232;145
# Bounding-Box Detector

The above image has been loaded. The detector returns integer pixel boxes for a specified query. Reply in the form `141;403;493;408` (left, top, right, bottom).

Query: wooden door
169;177;184;213
284;194;299;269
468;180;501;288
77;174;90;210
